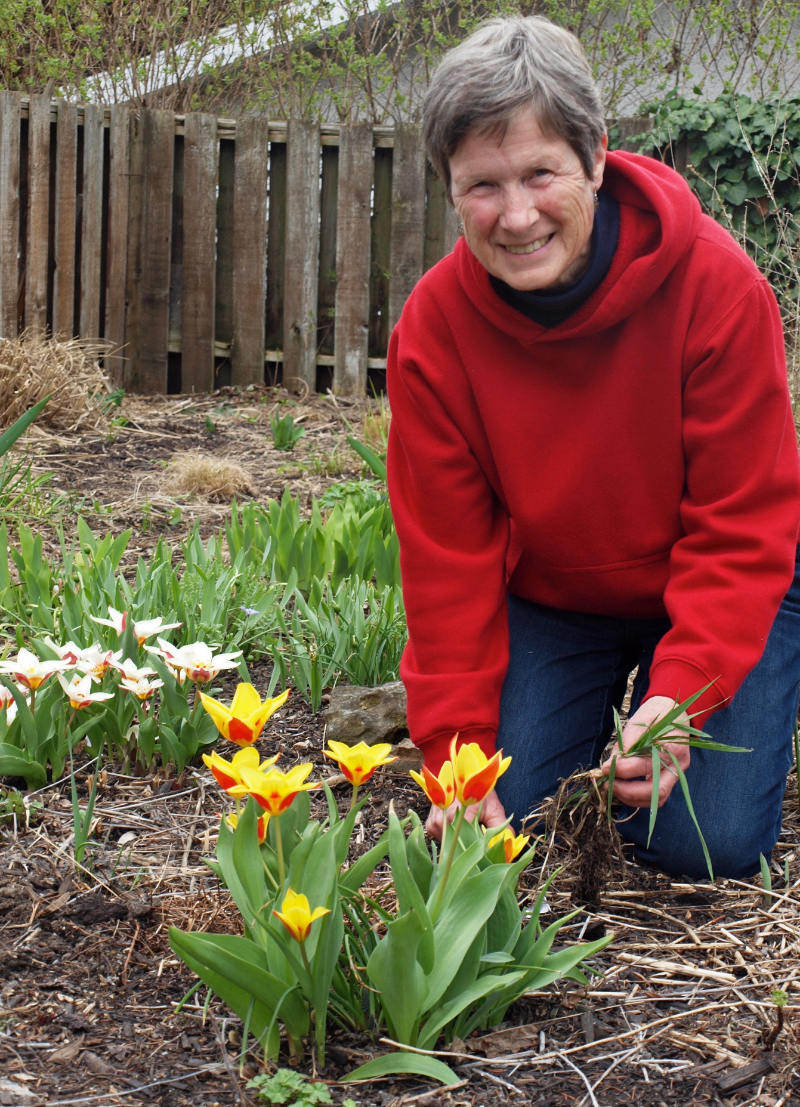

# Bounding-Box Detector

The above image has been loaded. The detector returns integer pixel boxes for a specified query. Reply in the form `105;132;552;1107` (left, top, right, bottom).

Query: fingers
423;791;509;839
602;741;690;809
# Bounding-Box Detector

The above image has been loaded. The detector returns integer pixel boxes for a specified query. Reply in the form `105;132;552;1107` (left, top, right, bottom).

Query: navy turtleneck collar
488;189;620;327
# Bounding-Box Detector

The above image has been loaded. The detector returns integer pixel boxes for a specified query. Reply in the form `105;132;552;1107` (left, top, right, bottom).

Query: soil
2;387;800;1107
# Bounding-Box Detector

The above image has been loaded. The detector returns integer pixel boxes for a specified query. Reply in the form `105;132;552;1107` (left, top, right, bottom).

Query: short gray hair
423;15;606;197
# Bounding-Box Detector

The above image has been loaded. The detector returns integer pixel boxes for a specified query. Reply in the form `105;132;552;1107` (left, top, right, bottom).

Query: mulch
2;389;800;1106
2;685;799;1107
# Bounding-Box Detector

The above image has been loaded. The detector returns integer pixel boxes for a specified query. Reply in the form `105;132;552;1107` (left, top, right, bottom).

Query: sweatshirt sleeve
387;291;510;771
646;272;800;722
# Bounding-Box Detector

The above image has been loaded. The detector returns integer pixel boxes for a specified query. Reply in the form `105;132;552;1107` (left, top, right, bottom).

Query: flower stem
348;783;360;814
299;941;326;1068
274;815;286;886
430;802;467;921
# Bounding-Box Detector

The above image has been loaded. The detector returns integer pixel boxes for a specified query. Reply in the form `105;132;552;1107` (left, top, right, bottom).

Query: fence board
283;118;320;393
26;94;51;333
334;122;372;396
129;109;174;392
105;105;131;382
182;112;217;392
0;99;506;393
265;140;286;357
79;104;105;339
231;115;268;386
53;101;77;337
317;143;338;363
388;121;426;333
0;93;21;336
369;145;392;360
214;138;235;381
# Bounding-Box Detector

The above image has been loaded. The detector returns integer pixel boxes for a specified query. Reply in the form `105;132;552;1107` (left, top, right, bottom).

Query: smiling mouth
503;234;553;256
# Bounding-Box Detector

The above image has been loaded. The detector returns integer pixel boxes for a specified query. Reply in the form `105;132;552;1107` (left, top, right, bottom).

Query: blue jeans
494;550;800;879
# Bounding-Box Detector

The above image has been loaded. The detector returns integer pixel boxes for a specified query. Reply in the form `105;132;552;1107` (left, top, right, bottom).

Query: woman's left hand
600;695;691;808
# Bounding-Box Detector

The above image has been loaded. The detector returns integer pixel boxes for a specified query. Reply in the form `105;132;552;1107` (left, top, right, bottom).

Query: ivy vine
609;93;800;301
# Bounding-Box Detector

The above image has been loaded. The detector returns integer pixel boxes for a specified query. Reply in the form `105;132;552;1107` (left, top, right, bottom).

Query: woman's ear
592;133;608;189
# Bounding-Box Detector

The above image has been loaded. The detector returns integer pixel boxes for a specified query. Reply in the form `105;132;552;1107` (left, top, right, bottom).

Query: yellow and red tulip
229;762;318;816
450;736;511;806
199;683;289;747
272;888;330;943
202;746;278;793
409;760;457;809
487;827;530;863
323;740;397;786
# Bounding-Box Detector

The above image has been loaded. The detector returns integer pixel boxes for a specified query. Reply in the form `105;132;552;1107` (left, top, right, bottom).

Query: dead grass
0;332;112;433
158;451;256;502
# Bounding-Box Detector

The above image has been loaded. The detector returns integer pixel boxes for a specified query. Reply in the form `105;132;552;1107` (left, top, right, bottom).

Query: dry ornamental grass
0;333;112;433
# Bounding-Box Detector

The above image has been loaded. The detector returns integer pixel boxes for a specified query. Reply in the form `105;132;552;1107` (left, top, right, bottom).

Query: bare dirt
2;387;799;1107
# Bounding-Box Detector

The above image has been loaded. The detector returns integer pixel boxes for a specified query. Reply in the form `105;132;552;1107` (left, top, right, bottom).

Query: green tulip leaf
343;1050;459;1085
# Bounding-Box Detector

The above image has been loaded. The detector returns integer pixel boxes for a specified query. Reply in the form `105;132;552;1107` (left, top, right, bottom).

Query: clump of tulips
170;685;611;1085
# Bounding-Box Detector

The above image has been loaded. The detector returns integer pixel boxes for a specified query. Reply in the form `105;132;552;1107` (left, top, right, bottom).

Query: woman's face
449;107;606;292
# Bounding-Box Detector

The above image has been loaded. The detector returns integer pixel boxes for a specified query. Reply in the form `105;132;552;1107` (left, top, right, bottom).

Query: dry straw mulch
2;728;799;1106
0;332;112;433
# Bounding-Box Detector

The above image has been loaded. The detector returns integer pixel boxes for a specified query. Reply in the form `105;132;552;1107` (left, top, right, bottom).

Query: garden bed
1;388;798;1106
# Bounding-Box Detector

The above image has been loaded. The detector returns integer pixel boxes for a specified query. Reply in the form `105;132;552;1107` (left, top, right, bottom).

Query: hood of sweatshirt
454;150;703;343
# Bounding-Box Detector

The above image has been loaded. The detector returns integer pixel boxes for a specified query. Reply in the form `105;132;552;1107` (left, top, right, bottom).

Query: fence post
0;92;21;338
182;112;218;393
283;117;320;393
125;108;174;392
334;121;373;396
53;101;77;338
389;121;426;333
231;114;269;387
80;104;105;340
26;94;51;334
105;105;131;384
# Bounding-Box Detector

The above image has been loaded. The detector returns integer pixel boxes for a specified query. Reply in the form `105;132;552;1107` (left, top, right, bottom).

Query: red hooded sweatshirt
387;150;800;772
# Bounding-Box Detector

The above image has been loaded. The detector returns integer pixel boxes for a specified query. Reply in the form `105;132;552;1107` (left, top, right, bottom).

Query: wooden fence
0;94;460;395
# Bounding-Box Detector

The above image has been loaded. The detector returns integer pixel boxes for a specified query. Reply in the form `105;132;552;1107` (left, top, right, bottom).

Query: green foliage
0;476;405;782
613;93;800;300
4;0;798;120
247;1068;354;1107
171;759;609;1080
270;413;305;451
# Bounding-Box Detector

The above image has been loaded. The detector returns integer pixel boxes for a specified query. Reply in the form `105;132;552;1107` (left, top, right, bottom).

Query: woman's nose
499;184;537;229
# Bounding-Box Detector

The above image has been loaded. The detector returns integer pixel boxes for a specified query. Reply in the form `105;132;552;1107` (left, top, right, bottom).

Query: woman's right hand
424;788;508;839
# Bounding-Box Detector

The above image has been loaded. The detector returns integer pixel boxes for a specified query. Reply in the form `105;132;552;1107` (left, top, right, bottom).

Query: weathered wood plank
317;143;338;362
423;162;459;272
131;108;174;392
388;121;426;332
26;94;51;333
181;112;217;393
0;93;22;337
334;122;372;396
265;139;286;355
53;101;77;337
369;145;392;360
214;137;235;384
283;118;320;393
231;114;268;387
105;105;131;383
79;103;105;339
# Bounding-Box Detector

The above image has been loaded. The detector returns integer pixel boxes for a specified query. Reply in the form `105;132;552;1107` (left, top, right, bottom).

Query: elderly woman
386;15;800;878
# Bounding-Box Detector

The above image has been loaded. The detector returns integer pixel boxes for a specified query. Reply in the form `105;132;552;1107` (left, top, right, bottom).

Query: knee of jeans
632;818;778;881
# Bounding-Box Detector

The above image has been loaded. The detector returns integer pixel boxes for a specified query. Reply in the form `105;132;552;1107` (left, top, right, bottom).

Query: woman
386;15;800;878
